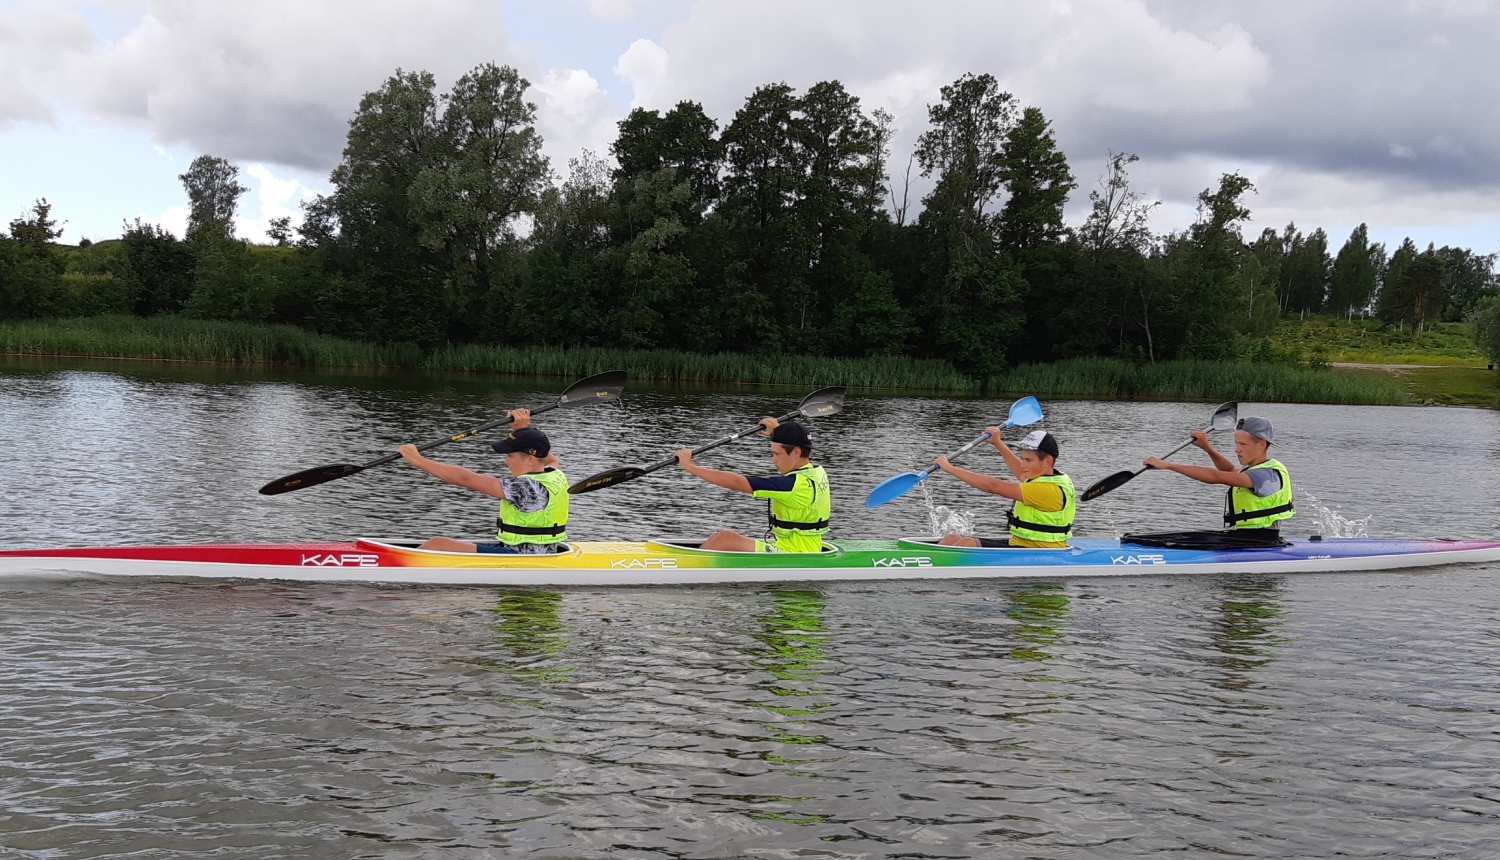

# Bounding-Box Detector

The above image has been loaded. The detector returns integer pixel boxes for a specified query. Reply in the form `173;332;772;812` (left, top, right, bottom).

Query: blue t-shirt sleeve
1246;468;1282;498
747;475;798;493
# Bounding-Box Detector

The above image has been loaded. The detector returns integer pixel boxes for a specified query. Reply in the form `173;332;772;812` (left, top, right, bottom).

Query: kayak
2;536;1498;586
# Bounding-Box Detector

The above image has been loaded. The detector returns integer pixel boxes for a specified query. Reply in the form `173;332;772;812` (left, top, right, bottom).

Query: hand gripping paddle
258;370;627;495
864;396;1044;508
1080;400;1237;502
568;386;846;495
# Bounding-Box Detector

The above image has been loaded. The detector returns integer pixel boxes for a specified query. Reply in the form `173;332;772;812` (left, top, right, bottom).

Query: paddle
864;396;1044;509
258;370;628;496
568;386;847;495
1079;400;1238;502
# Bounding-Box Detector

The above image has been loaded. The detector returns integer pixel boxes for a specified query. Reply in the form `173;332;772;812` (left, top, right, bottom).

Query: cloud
0;3;95;129
588;0;634;20
25;1;526;171
236;162;321;242
532;67;618;167
615;38;669;110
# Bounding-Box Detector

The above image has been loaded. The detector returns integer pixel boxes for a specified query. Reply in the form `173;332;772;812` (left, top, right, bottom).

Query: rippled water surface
4;357;1500;858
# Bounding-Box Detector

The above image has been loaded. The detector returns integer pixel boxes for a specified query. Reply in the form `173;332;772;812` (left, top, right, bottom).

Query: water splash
1301;491;1373;538
917;473;976;537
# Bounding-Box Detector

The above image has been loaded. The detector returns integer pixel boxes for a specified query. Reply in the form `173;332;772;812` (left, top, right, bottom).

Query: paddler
674;420;831;553
1143;416;1294;534
933;430;1074;548
397;409;569;553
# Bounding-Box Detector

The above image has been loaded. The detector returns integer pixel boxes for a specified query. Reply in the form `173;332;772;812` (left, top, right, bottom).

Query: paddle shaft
1134;436;1199;477
356;401;562;471
637;409;805;476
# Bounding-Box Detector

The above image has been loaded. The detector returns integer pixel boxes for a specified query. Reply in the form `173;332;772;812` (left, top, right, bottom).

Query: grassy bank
0;315;1416;404
1269;316;1486;365
990;357;1409;405
1343;365;1500;408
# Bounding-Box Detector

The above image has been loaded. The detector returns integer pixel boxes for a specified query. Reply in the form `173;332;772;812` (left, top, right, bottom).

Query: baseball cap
491;426;551;458
770;421;812;450
1237;416;1274;444
1017;430;1060;459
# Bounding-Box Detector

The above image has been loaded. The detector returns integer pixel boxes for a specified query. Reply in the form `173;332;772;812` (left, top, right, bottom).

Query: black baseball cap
770;421;812;450
491;427;550;458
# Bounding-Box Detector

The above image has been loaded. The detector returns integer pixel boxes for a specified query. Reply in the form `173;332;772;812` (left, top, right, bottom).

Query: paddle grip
367;402;563;469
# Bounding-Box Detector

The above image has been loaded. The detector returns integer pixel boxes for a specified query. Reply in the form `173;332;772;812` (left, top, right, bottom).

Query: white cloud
614;38;669;110
533;67;618;168
236;162;321;242
589;0;634;20
28;0;524;170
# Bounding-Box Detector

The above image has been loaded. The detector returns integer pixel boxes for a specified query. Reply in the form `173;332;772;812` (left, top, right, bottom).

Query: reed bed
989;357;1410;405
427;343;976;390
0;315;422;367
1;316;1416;404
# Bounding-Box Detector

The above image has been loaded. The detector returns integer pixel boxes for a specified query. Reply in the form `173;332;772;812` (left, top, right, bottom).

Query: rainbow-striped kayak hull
2;537;1498;586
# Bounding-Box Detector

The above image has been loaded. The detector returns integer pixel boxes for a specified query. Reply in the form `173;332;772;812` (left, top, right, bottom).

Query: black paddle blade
557;370;627;407
1081;469;1137;502
569;466;647;495
798;386;846;419
259;463;363;496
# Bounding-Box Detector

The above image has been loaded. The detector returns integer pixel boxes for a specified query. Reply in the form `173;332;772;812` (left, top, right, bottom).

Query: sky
2;0;1498;256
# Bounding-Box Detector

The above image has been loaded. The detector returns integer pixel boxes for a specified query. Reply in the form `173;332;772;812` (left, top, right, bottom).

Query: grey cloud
37;1;530;171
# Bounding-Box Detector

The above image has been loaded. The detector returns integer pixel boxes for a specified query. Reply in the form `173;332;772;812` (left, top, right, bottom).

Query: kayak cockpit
646;540;841;556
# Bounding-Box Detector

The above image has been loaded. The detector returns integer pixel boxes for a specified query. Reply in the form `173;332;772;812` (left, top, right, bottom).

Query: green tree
1328;223;1381;319
996;106;1074;250
912;73;1025;380
1277;224;1330;314
119;218;196;316
1173;172;1255;359
0;199;67;319
1437;246;1497;322
1378;242;1446;336
1468;295;1500;365
180;156;248;243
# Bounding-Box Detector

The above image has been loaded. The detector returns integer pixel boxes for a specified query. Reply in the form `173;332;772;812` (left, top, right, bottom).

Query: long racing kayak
2;537;1498;586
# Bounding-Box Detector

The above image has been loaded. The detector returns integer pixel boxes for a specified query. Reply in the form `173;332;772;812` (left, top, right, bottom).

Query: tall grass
0;315;423;367
1;316;1415;404
989;357;1410;405
427;343;975;390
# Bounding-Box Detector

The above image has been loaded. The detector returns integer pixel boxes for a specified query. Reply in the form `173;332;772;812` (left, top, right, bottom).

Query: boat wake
1302;492;1373;538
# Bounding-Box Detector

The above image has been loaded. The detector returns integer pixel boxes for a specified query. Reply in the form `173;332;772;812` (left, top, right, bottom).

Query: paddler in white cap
934;429;1075;548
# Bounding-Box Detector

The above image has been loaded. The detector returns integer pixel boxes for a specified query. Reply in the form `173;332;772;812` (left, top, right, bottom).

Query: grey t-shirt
1244;467;1283;498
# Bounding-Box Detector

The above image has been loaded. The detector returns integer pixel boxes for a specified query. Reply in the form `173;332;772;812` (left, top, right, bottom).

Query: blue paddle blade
865;470;928;508
1005;396;1043;427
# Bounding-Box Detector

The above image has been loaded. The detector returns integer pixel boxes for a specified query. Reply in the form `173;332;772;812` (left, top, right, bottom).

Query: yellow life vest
1224;458;1294;530
763;464;830;553
1008;471;1075;543
496;468;569;546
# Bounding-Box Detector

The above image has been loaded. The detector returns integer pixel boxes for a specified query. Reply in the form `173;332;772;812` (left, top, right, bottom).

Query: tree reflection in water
749;589;840;778
1004;585;1071;663
1209;577;1288;693
489;590;573;684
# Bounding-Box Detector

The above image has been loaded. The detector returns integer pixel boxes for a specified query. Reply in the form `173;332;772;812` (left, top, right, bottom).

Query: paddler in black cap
674;420;832;553
398;408;570;553
934;429;1075;548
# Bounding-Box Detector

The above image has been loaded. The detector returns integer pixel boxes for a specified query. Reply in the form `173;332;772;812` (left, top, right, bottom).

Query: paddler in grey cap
1144;415;1295;532
935;429;1075;548
397;408;570;554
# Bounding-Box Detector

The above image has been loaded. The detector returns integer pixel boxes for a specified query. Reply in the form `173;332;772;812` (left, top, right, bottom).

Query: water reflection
1004;585;1071;662
748;590;840;781
489;590;572;684
1208;577;1287;693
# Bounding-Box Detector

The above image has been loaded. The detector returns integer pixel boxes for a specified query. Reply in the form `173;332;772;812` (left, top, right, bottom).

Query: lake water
3;357;1500;858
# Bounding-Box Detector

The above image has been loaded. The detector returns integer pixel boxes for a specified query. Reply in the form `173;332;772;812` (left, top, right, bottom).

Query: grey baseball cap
1237;416;1274;444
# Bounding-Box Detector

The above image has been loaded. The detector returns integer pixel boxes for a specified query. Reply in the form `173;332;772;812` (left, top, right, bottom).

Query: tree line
3;62;1498;376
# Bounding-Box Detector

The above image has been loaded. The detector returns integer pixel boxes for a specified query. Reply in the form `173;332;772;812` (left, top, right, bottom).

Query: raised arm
675;449;752;494
399;444;506;498
1143;457;1252;488
934;456;1023;501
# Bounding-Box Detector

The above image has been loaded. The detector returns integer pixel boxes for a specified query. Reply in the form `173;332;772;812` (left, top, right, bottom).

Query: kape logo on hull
301;553;380;567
